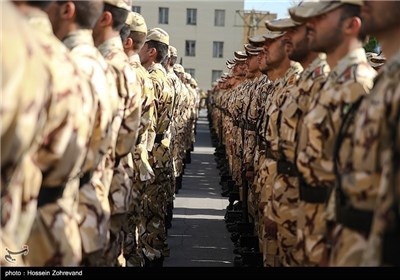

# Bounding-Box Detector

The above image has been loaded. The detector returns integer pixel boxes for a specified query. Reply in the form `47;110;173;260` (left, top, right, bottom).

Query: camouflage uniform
296;48;376;266
261;62;303;267
23;9;95;266
125;54;156;267
139;63;174;262
60;29;118;266
98;36;141;266
272;54;329;266
0;3;51;266
330;51;400;266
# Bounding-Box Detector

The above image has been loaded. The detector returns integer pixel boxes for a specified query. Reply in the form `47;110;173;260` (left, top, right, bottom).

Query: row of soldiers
209;0;399;267
1;0;200;267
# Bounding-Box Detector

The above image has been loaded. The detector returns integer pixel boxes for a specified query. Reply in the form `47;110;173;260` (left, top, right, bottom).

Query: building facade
133;0;245;89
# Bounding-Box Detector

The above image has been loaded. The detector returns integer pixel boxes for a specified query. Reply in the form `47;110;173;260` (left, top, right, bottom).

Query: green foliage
364;37;379;53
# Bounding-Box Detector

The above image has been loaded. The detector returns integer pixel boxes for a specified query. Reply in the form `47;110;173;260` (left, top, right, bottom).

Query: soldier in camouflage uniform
92;0;142;266
119;11;157;267
45;0;120;266
290;1;376;266
13;1;96;266
264;14;329;266
329;1;400;267
138;28;174;267
1;2;52;266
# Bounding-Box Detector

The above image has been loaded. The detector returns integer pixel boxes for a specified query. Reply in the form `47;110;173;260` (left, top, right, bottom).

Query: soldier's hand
264;217;277;238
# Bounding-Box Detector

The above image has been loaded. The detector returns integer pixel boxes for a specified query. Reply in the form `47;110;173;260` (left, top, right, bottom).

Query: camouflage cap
265;17;301;32
248;35;265;48
244;44;263;56
289;0;363;22
104;0;132;12
234;50;247;62
184;73;192;80
146;27;169;45
366;52;386;69
190;78;198;87
262;30;285;40
169;45;178;57
125;12;147;33
173;63;185;73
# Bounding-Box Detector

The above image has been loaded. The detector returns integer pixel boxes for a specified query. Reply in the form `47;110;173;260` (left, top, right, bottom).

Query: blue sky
244;0;293;18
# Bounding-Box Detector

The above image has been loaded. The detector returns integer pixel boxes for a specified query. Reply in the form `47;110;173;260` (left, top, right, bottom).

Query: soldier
120;12;157;267
265;13;330;266
92;0;142;266
138;27;174;267
44;0;120;266
290;0;377;266
332;1;400;266
13;1;95;266
1;2;51;266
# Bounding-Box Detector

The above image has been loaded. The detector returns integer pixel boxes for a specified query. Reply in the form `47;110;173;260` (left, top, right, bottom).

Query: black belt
337;205;373;235
277;160;297;176
245;122;257;131
79;171;93;188
135;135;142;146
299;183;328;203
154;133;164;144
37;184;66;208
258;139;267;151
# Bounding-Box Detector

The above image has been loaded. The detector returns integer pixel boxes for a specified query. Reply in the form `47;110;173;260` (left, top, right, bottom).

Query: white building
132;0;245;89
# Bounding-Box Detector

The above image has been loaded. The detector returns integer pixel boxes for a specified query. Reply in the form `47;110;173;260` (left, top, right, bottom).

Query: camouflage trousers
1;156;42;266
269;174;301;267
328;224;367;266
138;168;169;261
296;201;327;266
79;156;114;266
104;155;135;266
124;180;146;267
25;179;82;266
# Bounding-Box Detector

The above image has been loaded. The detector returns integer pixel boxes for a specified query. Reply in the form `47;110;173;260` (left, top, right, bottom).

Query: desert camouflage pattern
22;9;95;266
273;54;329;266
139;63;174;262
296;48;376;266
124;54;156;267
329;51;400;266
0;3;52;266
261;62;303;267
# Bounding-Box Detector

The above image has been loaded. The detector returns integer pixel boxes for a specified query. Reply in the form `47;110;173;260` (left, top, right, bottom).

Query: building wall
134;0;244;89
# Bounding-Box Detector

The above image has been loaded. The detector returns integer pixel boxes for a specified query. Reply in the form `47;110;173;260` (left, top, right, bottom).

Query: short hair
146;40;169;64
120;24;131;44
72;1;103;29
169;56;177;67
340;4;366;41
129;31;147;52
27;1;52;9
104;3;129;32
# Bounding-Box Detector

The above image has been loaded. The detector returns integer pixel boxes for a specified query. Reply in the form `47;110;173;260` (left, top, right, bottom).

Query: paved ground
164;110;234;267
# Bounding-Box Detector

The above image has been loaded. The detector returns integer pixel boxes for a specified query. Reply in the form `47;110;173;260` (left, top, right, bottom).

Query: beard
289;38;310;63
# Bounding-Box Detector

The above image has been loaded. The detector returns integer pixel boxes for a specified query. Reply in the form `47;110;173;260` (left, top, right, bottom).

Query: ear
99;11;113;27
60;1;75;20
123;37;133;49
148;47;157;59
343;16;361;36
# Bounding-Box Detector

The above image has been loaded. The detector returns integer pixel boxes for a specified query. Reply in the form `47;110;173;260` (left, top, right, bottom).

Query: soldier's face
45;2;63;40
361;1;400;38
306;8;343;54
139;43;150;66
258;50;269;74
288;24;310;63
264;37;287;68
246;55;259;74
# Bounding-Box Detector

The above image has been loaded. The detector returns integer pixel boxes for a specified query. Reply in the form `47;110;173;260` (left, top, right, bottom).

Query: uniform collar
98;36;124;57
330;47;367;81
63;29;94;50
25;9;53;36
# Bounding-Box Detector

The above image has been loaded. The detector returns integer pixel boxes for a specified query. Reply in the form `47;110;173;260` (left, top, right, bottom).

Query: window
214;9;225;26
132;6;141;13
159;7;169;24
212;70;223;83
185;40;196;57
186;68;196;78
213;41;224;58
186;8;197;25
